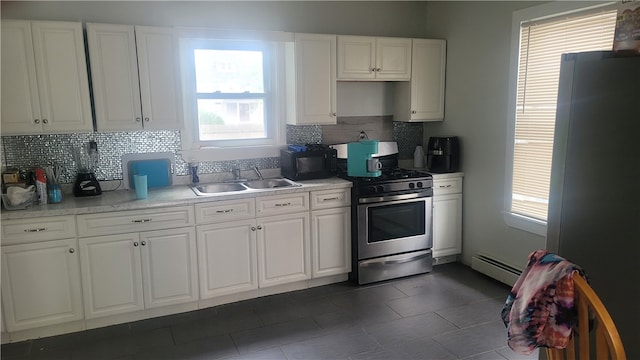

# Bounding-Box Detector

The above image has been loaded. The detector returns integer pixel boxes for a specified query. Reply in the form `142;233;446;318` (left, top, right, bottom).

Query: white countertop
1;177;352;220
398;160;464;179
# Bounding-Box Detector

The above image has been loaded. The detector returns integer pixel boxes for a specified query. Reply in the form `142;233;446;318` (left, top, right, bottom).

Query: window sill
502;211;547;237
180;145;285;163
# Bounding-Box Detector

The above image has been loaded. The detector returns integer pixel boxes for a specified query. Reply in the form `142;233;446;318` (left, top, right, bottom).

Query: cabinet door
337;36;376;80
31;21;93;133
87;23;142;131
77;206;195;237
311;207;351;278
257;212;310;287
289;33;337;125
1;238;83;331
410;39;446;121
310;189;350;210
80;233;144;319
255;192;309;217
195;198;255;224
1;20;42;134
140;227;198;308
1;215;76;245
432;193;462;258
375;37;412;80
197;220;258;298
135;26;181;130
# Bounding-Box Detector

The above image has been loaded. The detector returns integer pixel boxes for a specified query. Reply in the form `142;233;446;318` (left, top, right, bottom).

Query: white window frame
503;1;616;236
177;28;293;162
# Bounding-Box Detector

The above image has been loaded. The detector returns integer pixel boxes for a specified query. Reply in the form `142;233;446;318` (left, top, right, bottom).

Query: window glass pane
194;49;264;93
511;9;616;221
197;99;266;141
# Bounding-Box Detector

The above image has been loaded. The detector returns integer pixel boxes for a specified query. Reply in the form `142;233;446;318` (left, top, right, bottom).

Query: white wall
424;1;547;269
1;1;429;37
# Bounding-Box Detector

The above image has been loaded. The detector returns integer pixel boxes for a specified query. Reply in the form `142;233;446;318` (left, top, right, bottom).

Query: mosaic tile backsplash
1;120;422;184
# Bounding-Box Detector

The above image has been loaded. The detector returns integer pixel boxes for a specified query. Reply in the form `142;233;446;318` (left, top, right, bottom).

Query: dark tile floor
1;263;538;360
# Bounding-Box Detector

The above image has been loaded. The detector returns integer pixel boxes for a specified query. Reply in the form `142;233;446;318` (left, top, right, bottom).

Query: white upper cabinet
337;36;412;81
286;33;337;125
1;20;93;135
395;39;446;122
87;23;181;131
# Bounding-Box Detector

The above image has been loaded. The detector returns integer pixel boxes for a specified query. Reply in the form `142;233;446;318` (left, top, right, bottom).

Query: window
505;3;617;234
178;30;291;160
193;42;269;143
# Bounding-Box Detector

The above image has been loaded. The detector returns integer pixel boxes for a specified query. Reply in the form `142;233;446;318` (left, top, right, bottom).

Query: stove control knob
376;185;384;193
409;183;415;189
417;182;423;188
367;186;376;194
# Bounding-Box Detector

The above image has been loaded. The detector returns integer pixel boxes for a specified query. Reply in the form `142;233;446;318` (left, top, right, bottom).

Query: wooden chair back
546;273;626;360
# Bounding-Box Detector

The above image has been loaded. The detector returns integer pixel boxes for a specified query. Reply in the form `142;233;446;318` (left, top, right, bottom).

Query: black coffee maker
426;136;460;173
73;141;102;197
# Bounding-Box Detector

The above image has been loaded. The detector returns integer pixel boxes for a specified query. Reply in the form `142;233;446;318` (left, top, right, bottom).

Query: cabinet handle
141;241;147;246
132;219;152;223
322;197;339;201
133;242;139;247
370;68;376;72
42;119;48;124
216;209;233;213
69;248;75;254
144;117;150;122
376;68;381;72
135;117;142;123
251;226;256;231
439;185;452;188
257;225;262;230
332;112;337;117
274;202;291;207
24;228;46;232
34;119;40;124
411;110;417;114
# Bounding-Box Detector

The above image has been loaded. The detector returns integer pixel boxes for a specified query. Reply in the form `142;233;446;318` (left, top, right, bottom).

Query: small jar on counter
48;183;63;203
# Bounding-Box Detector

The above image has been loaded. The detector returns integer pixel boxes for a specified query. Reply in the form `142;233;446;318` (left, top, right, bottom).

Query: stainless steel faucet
232;167;242;180
253;165;264;180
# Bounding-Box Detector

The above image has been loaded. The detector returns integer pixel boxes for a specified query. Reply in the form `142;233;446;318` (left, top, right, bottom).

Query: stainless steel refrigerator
546;51;640;358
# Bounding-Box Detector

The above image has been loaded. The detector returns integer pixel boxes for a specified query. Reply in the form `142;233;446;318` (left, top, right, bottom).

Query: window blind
512;9;617;221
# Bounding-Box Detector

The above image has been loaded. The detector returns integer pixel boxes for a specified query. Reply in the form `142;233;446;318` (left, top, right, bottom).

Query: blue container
347;140;381;177
287;144;307;152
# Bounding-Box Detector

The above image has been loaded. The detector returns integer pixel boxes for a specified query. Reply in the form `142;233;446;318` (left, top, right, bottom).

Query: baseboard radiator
471;253;522;286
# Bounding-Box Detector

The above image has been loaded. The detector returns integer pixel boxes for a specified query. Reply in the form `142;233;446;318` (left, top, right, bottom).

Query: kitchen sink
190;178;301;196
243;178;301;189
191;183;248;196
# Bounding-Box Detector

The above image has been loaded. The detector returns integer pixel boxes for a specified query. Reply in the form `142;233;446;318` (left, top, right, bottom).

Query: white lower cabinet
432;175;463;259
197;219;258;299
311;207;351;277
79;227;197;319
1;238;83;332
195;193;313;295
257;212;310;288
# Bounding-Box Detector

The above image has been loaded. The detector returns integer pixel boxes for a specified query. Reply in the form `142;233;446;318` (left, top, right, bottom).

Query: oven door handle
359;192;430;204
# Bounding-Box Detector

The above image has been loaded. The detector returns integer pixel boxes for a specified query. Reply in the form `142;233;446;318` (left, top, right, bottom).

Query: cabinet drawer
255;192;309;216
77;206;194;237
1;216;76;245
310;189;350;210
433;177;462;195
195;198;256;224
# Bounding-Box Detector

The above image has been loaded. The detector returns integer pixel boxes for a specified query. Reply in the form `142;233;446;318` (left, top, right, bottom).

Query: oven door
357;193;433;260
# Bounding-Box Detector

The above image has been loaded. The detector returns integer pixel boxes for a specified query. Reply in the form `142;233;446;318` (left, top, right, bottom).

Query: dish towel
501;249;585;355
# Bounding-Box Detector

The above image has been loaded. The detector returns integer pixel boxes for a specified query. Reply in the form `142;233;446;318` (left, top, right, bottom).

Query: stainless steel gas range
333;142;434;284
